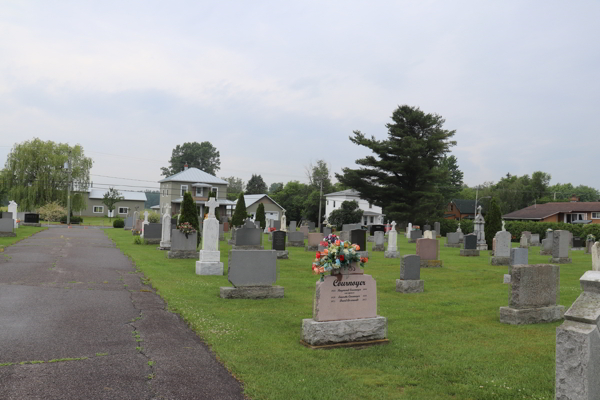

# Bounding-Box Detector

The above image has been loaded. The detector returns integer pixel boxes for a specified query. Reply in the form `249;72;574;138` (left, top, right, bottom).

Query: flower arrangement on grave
269;227;276;232
178;222;197;238
132;229;141;236
587;234;596;242
312;234;368;281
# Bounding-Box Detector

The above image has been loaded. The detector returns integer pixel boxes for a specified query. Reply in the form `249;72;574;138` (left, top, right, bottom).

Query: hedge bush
504;221;600;242
113;218;125;228
60;215;83;224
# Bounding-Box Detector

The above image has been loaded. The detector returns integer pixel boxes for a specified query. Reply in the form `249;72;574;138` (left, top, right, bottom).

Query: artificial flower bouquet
178;222;197;238
311;234;368;280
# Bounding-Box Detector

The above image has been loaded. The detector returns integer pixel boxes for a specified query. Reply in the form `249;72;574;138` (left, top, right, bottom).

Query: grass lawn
105;229;586;400
0;225;47;250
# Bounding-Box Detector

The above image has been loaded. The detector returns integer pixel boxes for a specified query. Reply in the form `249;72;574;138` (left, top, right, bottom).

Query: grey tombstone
445;232;460;248
1;212;13;219
307;221;316;232
573;236;584;248
255;221;261;229
499;264;564;325
397;254;424;293
540;230;554;255
219;223;225;241
339;231;349;242
0;218;16;237
22;213;41;227
423;224;431;231
289;221;297;231
530;234;540;246
234;220;263;249
372;231;384;251
168;231;199;259
460;234;479;256
272;230;288;259
491;231;512;265
143;223;162;244
550;230;572;263
434;222;441;237
287;231;305;247
220;250;283;299
369;224;385;235
272;220;281;230
510;248;528;266
408;229;422;243
556;271;600;399
322;227;332;237
124;216;134;230
171;217;178;227
299;226;309;239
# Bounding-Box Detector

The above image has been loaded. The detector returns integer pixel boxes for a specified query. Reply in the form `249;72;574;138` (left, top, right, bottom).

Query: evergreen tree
256;203;266;229
231;192;248;227
179;192;200;233
245;174;268;194
484;198;502;248
336;105;456;224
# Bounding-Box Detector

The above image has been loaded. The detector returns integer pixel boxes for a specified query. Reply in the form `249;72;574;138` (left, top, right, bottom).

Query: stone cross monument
196;197;223;275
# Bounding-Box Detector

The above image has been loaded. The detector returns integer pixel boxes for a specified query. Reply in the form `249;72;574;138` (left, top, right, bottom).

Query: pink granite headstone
308;233;322;246
299;226;309;239
416;238;438;260
313;274;377;322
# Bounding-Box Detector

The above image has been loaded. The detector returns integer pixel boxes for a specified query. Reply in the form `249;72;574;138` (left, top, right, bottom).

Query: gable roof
88;189;147;202
503;202;600;220
158;167;228;185
237;194;286;211
450;199;485;214
325;189;360;197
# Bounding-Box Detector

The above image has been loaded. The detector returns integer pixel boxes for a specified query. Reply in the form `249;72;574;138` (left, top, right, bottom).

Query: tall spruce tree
484;198;502;247
231;192;247;227
336;105;456;224
255;203;266;230
179;192;200;233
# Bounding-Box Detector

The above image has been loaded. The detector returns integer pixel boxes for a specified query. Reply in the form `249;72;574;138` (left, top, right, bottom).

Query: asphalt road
0;227;246;400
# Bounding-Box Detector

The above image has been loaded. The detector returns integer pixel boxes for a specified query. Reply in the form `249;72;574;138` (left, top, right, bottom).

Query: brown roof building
502;202;600;224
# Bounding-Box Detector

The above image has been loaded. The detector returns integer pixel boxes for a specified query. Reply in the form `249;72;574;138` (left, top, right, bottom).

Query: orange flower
323;249;329;255
335;240;341;246
354;244;360;251
319;267;325;273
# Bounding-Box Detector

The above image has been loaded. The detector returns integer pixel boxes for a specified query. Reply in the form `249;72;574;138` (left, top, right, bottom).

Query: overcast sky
1;1;599;194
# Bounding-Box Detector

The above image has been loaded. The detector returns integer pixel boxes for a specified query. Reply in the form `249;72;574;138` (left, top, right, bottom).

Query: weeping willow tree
1;138;93;211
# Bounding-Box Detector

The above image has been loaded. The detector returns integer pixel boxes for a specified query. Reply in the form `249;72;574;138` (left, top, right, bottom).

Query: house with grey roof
236;194;286;222
78;189;147;217
502;201;600;224
158;165;235;218
324;189;384;225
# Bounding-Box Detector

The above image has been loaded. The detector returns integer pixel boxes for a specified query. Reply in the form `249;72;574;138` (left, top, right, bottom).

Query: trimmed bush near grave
503;221;600;242
439;218;473;236
112;218;125;228
60;215;83;224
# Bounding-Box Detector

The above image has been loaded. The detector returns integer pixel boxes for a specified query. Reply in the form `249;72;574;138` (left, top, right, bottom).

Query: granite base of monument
305;245;318;251
539;249;552;255
499;305;564;325
491;256;510;266
367;236;374;242
21;222;41;227
220;286;284;299
372;245;384;252
460;249;480;256
408;239;417;244
196;249;224;275
158;241;171;250
168;250;199;259
0;232;16;237
477;244;488;251
287;241;304;247
276;250;288;259
395;279;424;293
420;260;442;268
384;251;400;258
444;243;461;248
549;257;572;264
144;238;160;245
300;316;388;347
357;251;369;258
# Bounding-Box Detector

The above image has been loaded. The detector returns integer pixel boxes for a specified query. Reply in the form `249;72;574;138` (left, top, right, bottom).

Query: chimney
570;195;579;202
184;163;188;171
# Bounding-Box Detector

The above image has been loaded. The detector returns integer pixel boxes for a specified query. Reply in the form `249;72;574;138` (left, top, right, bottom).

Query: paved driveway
0;228;246;399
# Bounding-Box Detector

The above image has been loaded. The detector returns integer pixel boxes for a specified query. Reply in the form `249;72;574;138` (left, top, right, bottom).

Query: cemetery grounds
104;228;586;400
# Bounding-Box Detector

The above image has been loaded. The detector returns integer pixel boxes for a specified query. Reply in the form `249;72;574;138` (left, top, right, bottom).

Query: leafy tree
38;201;66;222
102;188;124;220
179;192;200;234
256;203;266;229
484;198;502;247
161;141;220;176
1;138;92;211
222;176;245;201
269;182;283;194
231;192;248;227
303;190;325;225
328;200;364;230
306;160;333;194
245;174;268;195
336;105;456;224
271;181;308;223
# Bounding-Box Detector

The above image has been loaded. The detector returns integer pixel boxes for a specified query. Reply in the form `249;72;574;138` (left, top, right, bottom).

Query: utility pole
317;180;323;232
67;150;72;225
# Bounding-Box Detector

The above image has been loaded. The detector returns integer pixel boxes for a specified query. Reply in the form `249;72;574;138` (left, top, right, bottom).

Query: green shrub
439;219;474;236
256;203;266;230
148;211;160;223
231;192;248;227
60;215;83;224
133;236;142;245
179;192;200;245
504;221;583;242
484;199;502;247
113;219;125;228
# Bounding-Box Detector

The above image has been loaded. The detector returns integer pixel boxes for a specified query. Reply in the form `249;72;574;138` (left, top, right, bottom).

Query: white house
324;189;384;226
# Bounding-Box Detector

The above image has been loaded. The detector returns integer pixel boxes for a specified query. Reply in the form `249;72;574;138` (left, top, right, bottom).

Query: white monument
406;222;412;238
474;206;487;250
501;220;506;231
196;197;224;275
7;200;18;228
160;207;172;249
385;221;399;258
592;242;600;271
141;211;149;238
281;212;287;232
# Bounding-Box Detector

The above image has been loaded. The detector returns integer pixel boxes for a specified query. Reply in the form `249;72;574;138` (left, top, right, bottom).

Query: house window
181;185;188;196
592;213;600;219
196;187;203;197
93;206;104;214
327;200;329;205
333;201;336;208
118;207;128;215
211;187;218;198
369;203;372;209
